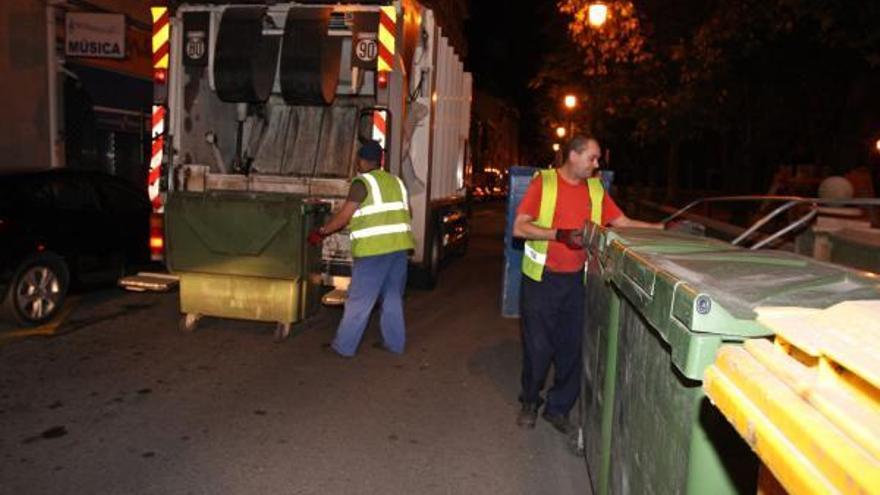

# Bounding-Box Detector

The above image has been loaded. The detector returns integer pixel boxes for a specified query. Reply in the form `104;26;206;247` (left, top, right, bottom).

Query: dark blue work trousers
519;270;585;417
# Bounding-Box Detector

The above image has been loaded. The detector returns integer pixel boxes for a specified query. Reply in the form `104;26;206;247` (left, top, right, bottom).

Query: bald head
564;135;599;159
563;135;602;180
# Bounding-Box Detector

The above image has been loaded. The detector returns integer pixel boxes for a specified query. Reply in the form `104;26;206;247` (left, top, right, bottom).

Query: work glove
307;228;326;247
555;228;585;250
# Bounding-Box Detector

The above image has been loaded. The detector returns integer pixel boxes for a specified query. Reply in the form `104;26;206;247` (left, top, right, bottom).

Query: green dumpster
580;226;880;495
165;190;329;340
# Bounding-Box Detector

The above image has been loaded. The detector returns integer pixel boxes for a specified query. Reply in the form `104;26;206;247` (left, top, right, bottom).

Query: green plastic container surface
166;191;328;324
581;226;880;495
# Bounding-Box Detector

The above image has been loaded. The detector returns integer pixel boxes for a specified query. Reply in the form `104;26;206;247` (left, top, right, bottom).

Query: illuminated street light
552;143;561;152
876;138;880;153
588;2;608;27
556;126;567;139
563;95;578;136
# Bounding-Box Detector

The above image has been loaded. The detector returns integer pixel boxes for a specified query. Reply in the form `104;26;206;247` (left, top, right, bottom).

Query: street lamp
563;94;578;137
876;138;880;153
555;126;567;139
552;143;560;152
588;2;608;27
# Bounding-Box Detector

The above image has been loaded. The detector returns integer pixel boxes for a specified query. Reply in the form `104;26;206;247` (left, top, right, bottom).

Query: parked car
0;169;151;326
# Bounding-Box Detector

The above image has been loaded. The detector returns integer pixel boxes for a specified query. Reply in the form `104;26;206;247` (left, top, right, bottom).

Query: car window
50;178;101;211
0;179;53;212
30;181;55;210
0;182;16;210
96;179;148;214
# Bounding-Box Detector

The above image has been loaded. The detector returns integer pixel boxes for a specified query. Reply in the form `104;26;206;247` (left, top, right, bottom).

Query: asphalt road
0;203;591;495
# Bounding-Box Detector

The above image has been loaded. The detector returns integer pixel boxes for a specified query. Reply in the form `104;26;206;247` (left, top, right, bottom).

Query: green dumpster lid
166;190;324;279
597;228;731;255
592;227;880;379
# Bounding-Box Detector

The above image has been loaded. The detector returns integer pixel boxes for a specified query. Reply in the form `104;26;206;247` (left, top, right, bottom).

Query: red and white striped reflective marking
372;110;387;149
150;6;170;212
377;6;396;73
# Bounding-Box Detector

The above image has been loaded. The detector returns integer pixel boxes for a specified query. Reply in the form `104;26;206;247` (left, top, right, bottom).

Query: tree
540;0;880;199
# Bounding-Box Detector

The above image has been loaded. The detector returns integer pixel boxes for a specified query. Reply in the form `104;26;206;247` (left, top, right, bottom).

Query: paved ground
0;203;591;495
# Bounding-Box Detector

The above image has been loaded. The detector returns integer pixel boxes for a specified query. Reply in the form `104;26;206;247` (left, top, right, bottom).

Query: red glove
307;228;326;246
555;229;585;250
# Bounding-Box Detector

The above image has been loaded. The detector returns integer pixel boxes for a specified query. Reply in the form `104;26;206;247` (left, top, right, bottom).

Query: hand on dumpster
307;228;326;246
555;229;585;250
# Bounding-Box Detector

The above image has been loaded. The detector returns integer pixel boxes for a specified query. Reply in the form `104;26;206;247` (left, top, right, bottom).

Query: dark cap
357;140;383;162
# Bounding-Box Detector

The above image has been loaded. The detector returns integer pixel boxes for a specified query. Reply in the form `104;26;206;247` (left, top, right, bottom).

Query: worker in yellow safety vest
309;140;415;357
512;135;662;433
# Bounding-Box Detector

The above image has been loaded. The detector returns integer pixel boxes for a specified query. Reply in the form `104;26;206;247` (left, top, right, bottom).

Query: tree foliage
536;0;880;194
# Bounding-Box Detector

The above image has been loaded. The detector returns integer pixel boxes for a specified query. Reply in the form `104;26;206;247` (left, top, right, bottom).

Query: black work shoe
542;411;573;435
516;403;539;429
321;343;350;358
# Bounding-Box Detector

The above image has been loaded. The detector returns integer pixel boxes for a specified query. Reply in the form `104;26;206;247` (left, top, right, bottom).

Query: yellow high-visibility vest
349;170;415;258
522;169;604;282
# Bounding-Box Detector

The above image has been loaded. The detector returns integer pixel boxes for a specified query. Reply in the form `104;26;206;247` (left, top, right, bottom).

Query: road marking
0;297;80;345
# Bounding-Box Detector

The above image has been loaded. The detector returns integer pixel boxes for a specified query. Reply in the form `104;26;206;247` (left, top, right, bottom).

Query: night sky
465;0;572;158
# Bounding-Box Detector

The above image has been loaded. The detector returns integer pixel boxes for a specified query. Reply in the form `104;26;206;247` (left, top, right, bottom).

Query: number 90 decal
355;38;378;62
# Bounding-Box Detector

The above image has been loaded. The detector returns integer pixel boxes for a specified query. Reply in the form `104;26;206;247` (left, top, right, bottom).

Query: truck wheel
2;253;69;327
421;231;442;289
280;8;342;105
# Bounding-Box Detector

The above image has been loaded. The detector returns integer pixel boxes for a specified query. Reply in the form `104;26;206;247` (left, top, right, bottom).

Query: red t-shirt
517;174;623;273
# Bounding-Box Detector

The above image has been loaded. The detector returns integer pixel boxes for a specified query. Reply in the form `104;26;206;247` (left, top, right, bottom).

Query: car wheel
3;254;69;327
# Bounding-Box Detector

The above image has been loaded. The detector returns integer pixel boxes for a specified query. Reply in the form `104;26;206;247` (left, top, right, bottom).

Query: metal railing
662;196;880;250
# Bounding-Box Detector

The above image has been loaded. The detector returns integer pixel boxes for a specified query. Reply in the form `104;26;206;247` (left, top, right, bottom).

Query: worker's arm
320;200;360;235
513;213;557;240
609;215;664;230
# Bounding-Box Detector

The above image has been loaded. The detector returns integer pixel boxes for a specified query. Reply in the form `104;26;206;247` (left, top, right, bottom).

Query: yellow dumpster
704;300;880;495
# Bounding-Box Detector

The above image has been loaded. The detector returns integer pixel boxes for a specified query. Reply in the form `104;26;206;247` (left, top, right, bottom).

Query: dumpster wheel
274;322;292;343
179;313;201;333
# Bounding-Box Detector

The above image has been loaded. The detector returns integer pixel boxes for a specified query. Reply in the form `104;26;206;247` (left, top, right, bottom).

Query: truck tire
280;8;342;106
214;7;280;103
411;228;442;290
427;230;441;287
2;253;69;327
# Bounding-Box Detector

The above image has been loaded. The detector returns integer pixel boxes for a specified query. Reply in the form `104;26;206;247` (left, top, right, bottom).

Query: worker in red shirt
512;135;662;433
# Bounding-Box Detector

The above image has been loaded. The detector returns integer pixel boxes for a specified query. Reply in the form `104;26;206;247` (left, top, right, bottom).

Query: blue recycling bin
501;166;538;317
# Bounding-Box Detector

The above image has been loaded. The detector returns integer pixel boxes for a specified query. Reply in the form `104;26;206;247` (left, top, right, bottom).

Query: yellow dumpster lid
704;301;880;495
757;301;880;391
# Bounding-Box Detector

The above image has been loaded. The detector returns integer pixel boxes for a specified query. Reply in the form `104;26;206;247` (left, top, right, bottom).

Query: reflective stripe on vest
522;169;604;282
350;223;412;239
349;169;415;257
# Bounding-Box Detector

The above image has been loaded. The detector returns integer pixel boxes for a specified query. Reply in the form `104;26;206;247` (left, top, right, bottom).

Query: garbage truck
156;0;473;316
